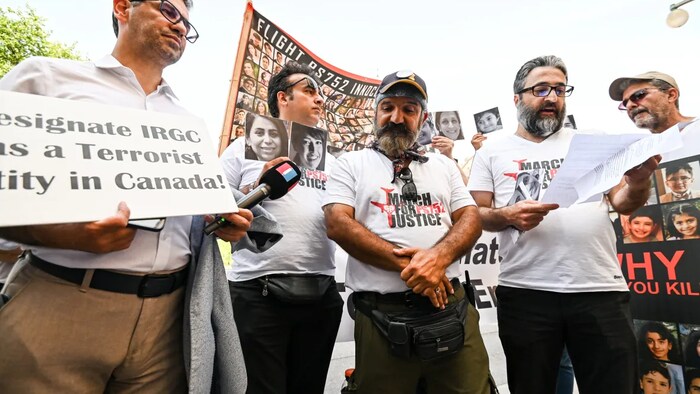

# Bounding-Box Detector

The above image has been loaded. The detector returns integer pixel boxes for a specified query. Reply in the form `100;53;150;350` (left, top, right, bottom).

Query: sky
4;0;700;160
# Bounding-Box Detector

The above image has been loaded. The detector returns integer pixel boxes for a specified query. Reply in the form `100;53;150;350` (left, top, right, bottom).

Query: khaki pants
353;286;491;394
0;261;187;393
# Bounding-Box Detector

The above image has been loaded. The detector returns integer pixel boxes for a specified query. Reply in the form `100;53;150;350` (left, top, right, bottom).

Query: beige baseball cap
609;71;678;101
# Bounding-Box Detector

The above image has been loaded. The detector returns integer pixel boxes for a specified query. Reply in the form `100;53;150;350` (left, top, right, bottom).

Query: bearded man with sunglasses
468;55;659;394
220;62;343;394
609;71;698;162
0;1;261;392
323;71;490;393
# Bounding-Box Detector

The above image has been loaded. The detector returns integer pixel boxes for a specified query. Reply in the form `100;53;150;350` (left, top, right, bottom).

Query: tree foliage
0;5;83;78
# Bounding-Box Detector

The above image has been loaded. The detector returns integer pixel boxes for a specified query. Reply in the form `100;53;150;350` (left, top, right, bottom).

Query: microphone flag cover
261;160;302;199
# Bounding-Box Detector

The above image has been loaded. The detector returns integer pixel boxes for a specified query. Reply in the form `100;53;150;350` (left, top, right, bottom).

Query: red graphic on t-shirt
370;187;398;227
370;188;446;228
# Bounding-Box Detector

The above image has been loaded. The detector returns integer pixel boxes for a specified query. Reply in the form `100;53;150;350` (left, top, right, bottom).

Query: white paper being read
542;127;683;207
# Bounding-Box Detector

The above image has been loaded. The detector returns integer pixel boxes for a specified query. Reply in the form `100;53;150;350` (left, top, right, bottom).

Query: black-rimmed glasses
132;0;199;43
618;88;660;110
281;76;323;98
516;85;574;98
396;167;418;202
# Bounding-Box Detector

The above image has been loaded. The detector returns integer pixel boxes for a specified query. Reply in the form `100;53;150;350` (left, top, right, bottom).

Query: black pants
496;286;637;394
229;278;344;394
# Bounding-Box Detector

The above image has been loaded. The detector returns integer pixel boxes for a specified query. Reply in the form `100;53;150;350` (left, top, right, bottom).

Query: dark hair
267;62;317;118
665;162;693;178
686;367;700;389
291;127;326;170
637;321;682;363
113;0;194;37
630;205;661;225
435;111;463;139
684;330;700;368
513;55;568;95
639;359;671;383
666;203;700;239
244;112;288;160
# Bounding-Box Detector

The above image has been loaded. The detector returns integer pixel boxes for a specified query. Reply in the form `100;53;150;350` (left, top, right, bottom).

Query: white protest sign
0;91;237;226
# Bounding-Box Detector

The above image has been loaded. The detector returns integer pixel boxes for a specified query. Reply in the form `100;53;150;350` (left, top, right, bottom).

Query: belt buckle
137;274;176;298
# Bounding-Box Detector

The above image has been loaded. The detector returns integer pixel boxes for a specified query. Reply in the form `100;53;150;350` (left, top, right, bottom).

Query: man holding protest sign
468;55;660;393
220;62;343;394
0;1;254;392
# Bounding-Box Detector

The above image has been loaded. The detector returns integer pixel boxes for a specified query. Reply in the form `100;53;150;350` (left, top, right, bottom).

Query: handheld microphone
204;160;302;235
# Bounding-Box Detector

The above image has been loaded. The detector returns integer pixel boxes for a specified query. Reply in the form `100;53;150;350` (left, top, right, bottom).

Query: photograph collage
609;155;700;245
634;319;700;394
232;28;379;159
243;113;329;171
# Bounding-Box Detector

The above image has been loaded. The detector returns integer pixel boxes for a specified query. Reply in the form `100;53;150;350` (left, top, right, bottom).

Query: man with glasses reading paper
323;71;490;393
0;1;255;392
468;55;660;394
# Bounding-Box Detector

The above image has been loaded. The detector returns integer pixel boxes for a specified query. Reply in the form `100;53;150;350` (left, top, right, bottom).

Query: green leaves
0;5;83;78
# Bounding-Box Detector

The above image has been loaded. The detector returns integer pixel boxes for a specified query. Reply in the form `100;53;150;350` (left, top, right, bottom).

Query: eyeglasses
281;76;323;98
618;88;659;110
132;0;199;43
667;175;692;183
396;167;418;202
516;85;574;98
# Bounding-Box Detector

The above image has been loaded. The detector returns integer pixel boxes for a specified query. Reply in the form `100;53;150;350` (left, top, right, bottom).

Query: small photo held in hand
473;107;503;134
244;113;289;162
435;110;464;140
418;112;438;146
289;122;328;171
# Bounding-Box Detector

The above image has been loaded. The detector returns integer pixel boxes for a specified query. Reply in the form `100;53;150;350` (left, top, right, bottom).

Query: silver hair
513;55;568;94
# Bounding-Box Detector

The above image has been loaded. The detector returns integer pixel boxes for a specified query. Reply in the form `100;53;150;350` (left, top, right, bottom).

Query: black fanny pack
258;274;334;304
357;295;468;361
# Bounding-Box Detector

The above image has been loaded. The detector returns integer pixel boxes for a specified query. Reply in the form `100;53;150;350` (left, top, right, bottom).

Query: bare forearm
609;181;650;215
433;206;482;265
1;224;87;250
477;206;514;232
325;207;408;272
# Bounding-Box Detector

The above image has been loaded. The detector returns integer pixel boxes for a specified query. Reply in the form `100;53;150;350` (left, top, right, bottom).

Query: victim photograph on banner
219;3;380;157
613;152;700;393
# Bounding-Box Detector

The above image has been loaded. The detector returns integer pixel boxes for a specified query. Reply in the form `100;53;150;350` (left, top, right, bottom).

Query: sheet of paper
542;128;682;207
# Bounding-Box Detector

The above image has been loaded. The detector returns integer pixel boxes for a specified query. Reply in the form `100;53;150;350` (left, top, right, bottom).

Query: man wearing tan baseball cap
609;71;696;133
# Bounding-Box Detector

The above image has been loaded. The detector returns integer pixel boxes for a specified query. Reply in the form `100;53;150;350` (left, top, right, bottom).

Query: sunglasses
395;167;418;202
618;88;660;110
281;76;324;98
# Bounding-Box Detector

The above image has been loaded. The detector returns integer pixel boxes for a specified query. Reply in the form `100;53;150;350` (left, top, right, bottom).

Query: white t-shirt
324;149;475;293
220;138;336;281
468;128;628;293
0;56;192;272
663;118;700;162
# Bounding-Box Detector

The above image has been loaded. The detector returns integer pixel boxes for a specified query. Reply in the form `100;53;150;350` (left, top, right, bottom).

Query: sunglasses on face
396;167;418;202
132;0;199;43
618;88;660;110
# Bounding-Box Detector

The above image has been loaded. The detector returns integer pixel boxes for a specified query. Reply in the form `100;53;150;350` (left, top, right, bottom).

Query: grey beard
630;108;661;130
517;101;566;138
377;132;416;158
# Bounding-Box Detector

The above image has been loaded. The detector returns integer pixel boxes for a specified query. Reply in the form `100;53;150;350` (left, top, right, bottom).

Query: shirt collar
93;55;178;99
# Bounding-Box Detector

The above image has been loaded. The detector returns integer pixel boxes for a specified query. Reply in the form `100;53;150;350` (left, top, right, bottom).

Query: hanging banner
219;2;381;157
614;149;700;391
